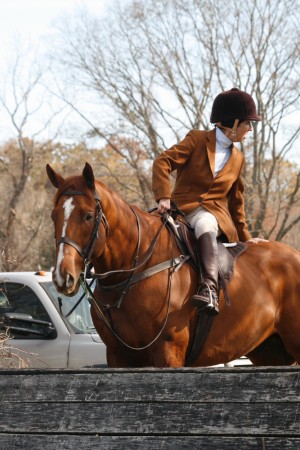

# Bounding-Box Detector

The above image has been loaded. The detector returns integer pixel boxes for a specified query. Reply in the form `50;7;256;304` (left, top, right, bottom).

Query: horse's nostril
65;273;75;289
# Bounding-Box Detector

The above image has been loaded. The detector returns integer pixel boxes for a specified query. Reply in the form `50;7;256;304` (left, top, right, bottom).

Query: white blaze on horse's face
55;197;75;287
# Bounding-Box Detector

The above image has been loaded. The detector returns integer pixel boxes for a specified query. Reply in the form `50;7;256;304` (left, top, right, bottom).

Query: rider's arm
152;130;197;203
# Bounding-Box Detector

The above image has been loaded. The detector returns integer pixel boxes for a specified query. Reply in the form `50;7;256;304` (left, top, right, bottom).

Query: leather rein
56;188;190;351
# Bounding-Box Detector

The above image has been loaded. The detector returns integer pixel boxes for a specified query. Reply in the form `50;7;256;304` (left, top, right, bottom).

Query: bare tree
0;47;65;270
51;0;300;241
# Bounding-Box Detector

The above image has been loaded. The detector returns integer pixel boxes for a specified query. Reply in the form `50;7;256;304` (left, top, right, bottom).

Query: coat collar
206;128;238;178
206;129;216;176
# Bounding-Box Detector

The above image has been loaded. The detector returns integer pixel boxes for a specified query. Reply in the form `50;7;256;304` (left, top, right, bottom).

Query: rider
152;88;264;315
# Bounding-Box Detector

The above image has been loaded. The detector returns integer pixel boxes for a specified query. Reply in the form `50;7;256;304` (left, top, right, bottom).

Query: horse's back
236;240;300;279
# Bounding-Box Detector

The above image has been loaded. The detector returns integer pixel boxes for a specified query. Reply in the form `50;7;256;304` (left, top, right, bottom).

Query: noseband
57;189;109;264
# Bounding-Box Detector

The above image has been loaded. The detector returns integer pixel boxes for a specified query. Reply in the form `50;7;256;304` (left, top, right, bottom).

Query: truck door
0;282;71;368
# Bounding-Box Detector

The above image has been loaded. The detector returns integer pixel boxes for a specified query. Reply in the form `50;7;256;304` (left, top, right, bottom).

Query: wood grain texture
1;401;300;434
0;367;299;449
1;435;300;450
1;367;300;403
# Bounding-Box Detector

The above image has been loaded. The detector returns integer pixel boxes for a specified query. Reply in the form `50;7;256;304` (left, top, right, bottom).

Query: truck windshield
41;281;97;334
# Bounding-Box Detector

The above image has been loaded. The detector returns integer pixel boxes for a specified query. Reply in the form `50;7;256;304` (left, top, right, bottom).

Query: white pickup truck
0;272;107;368
0;272;250;369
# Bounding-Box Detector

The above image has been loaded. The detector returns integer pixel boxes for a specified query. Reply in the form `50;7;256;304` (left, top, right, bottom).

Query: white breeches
186;206;221;239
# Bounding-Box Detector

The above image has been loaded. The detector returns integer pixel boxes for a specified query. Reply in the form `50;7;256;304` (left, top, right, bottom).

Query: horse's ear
46;164;65;189
82;162;95;190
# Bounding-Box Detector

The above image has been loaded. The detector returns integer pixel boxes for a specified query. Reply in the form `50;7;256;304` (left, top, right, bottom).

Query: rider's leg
191;232;219;314
186;207;220;315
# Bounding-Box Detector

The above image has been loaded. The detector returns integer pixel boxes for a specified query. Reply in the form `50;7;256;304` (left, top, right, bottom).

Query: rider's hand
157;198;171;214
247;237;269;244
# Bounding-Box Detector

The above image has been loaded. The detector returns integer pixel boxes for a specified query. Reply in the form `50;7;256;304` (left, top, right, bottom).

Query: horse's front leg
151;329;190;368
107;339;188;368
106;348;137;368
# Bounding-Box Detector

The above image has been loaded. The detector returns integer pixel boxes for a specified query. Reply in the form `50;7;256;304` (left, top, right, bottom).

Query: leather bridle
55;188;190;351
56;189;109;265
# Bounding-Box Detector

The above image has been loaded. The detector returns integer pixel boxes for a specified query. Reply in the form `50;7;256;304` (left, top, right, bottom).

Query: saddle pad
218;241;247;285
174;219;247;283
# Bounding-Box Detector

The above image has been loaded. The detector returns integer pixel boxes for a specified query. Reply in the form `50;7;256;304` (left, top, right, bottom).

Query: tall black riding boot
190;232;219;315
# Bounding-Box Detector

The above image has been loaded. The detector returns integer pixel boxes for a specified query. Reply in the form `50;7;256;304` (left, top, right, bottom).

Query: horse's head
46;162;108;295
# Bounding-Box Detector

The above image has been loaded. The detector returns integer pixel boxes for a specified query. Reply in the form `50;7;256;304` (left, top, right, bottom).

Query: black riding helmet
210;88;262;125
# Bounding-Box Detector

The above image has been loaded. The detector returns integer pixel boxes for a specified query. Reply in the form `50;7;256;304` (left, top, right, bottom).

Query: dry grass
0;330;29;368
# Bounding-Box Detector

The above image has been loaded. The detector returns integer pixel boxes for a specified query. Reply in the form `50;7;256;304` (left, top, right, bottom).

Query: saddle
165;215;247;304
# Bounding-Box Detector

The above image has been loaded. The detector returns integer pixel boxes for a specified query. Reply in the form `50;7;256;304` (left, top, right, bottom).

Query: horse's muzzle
52;270;79;296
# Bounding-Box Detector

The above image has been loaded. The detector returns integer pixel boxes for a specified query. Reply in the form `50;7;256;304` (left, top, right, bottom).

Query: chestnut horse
47;162;300;367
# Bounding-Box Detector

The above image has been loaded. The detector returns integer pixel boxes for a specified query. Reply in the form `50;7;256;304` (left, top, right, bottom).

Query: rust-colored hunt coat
152;129;251;242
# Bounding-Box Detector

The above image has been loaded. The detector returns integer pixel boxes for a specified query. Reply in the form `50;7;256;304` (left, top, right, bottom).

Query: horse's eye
85;212;94;222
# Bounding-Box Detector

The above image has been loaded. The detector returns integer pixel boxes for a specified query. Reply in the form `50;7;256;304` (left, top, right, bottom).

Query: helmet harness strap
215;118;239;137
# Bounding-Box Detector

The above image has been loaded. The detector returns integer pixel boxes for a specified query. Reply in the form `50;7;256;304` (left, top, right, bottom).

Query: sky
0;0;105;40
0;0;298;156
0;0;106;66
0;0;109;141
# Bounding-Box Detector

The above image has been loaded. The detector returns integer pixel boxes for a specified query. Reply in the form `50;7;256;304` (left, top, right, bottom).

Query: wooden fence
1;366;300;449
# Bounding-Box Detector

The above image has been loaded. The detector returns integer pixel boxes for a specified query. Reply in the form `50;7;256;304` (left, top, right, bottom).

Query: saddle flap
217;241;247;285
168;217;247;285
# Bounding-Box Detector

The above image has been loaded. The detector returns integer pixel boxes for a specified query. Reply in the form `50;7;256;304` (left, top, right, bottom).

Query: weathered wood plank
1;369;300;403
1;368;299;445
1;401;300;435
2;366;299;375
1;435;300;450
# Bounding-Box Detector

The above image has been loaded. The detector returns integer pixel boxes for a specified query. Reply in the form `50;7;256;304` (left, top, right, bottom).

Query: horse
46;162;300;368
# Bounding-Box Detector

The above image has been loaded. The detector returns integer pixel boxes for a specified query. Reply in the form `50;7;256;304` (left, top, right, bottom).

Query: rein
84;210;189;351
91;208;189;310
56;187;190;350
93;208;168;281
58;278;96;318
80;272;174;351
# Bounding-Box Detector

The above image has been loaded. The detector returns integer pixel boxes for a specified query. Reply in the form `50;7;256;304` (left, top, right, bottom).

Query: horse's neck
94;184;166;272
97;192;139;270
